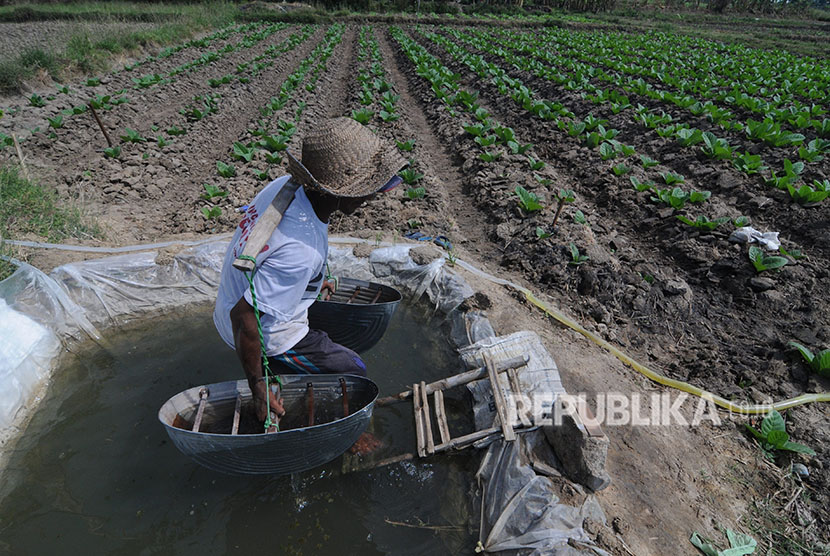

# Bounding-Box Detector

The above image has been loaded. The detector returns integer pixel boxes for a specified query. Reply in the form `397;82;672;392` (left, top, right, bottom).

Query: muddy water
0;303;478;555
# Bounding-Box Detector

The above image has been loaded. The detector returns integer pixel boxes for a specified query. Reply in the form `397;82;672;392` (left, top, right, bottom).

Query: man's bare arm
230;297;285;422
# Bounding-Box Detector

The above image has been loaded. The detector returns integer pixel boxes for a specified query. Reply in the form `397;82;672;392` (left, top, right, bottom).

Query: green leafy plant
232;141;255;162
611;163;629;176
788;341;830;377
29;93;46;107
167;125;186;136
399;168;424;185
405;187;425;200
379;109;399;122
201;206;222;220
690;528;756;556
103;146;121;159
396;139;416;152
259;134;288;153
733;152;766;175
568;243;589;265
572;210;587;225
630;176;653;192
786;179;828;206
201;183;227;200
598;142;615;161
86;77;100;87
651;187;710;210
156;136;169;148
480;151;502;163
660;172;685;186
535;226;552;239
264;152;282;164
639;154;659;168
47;115;63;129
514;186;543;212
527;156;545;171
351;108;374;125
676;215;730;231
734;215;750;227
745;410;815;460
748;246;787;273
120;128;145;143
779;245;805;260
216;161;236;178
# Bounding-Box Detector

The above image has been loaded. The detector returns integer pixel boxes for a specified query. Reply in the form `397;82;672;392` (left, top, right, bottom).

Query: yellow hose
455;259;830;415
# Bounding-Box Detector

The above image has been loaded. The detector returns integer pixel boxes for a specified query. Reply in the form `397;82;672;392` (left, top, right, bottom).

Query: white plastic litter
729;226;781;251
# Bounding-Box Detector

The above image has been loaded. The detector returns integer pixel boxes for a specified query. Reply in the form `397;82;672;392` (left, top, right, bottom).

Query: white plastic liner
0;235;605;554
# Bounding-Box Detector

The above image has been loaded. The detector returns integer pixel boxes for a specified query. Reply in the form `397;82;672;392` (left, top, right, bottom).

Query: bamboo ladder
378;354;530;457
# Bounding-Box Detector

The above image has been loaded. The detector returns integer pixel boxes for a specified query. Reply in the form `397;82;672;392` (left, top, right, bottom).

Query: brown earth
1;20;828;555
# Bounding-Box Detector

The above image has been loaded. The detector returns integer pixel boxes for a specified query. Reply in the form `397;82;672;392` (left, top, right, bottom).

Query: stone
749;276;775;292
545;398;611;492
409;245;440;265
352;243;373;258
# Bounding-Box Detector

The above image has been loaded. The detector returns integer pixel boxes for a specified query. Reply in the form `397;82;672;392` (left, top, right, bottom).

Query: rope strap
237;255;282;432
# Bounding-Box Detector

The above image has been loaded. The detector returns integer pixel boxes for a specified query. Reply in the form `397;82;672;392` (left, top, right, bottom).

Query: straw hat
286;117;408;198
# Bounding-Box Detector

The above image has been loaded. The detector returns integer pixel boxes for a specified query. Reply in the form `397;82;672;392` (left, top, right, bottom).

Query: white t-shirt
213;176;328;355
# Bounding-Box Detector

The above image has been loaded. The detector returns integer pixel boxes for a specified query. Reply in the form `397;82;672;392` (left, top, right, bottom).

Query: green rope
318;263;337;300
238;255;282;432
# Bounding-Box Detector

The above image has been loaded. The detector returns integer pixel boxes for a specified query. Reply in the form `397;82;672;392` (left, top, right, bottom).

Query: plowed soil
1;21;828;555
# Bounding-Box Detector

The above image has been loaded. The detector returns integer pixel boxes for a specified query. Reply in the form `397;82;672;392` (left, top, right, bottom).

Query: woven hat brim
287;147;408;199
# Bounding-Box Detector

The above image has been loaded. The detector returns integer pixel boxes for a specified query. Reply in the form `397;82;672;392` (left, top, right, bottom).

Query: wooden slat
231;394;242;435
413;382;426;457
434;390;450;445
483;353;516;442
507;368;528;425
192;388;209;432
375;355;529;406
420;381;435;455
434;426;500;453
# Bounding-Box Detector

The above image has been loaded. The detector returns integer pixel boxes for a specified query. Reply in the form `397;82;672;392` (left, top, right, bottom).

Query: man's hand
321;279;337;301
251;380;286;423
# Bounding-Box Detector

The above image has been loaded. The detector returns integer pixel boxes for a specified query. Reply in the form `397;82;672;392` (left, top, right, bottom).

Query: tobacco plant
568;243;589;265
788;341;830;377
396;139;416;152
748;246;787;273
216;161;236;178
201;183;227;200
745;410;815;460
515;186;543;212
676;215;729;231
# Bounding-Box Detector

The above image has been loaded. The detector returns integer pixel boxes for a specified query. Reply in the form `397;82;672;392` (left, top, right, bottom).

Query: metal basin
158;374;378;475
308;277;401;353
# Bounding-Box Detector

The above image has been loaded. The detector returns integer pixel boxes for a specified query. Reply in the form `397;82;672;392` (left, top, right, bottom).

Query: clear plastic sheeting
0;298;61;443
0;235;606;553
0;237;473;438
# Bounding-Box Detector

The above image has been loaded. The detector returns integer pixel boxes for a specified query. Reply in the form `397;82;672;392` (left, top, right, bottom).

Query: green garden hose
455;258;830;415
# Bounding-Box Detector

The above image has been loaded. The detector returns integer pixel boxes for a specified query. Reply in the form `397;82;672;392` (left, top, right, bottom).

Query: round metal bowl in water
158;374;378;475
307;277;401;353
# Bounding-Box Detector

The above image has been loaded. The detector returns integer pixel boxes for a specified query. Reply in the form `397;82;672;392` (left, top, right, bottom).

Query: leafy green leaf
761;410;786;436
515;186;543;212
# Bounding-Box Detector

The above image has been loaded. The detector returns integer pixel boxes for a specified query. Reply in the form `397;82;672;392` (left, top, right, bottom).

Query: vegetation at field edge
0;165;101;280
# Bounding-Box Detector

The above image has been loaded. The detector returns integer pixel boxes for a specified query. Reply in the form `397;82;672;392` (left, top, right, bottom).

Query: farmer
213;117;407;423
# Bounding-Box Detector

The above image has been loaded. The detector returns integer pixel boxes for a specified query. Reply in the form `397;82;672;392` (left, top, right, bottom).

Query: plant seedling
536;226;552;239
660;171;685;186
534;174;552;186
405;187;425;200
351;108;374;125
733;215;750;227
29;94;46;107
264;152;282;164
745;410;815;461
675;215;729;231
232;141;255;162
47;115;63;129
611;163;629;176
396;139;416;152
551;189;575;229
157;136;170;148
778;245;805;260
788;341;830;377
568;243;589;265
630;176;653;192
527;156;545;171
748;246;787;273
572;210;587;225
86;77;100;86
786;179;829;206
399;168;423;185
480;151;502;163
598;142;616;161
201;183;227;201
256;169;269;180
379;110;399;122
201;206;222;220
103;146;121;159
639;154;659;168
216;161;236;178
120;128;146;143
514;186;543;212
167;125;186;136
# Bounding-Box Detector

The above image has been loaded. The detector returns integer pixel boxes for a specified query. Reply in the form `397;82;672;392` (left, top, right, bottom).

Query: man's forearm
230;297;266;388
